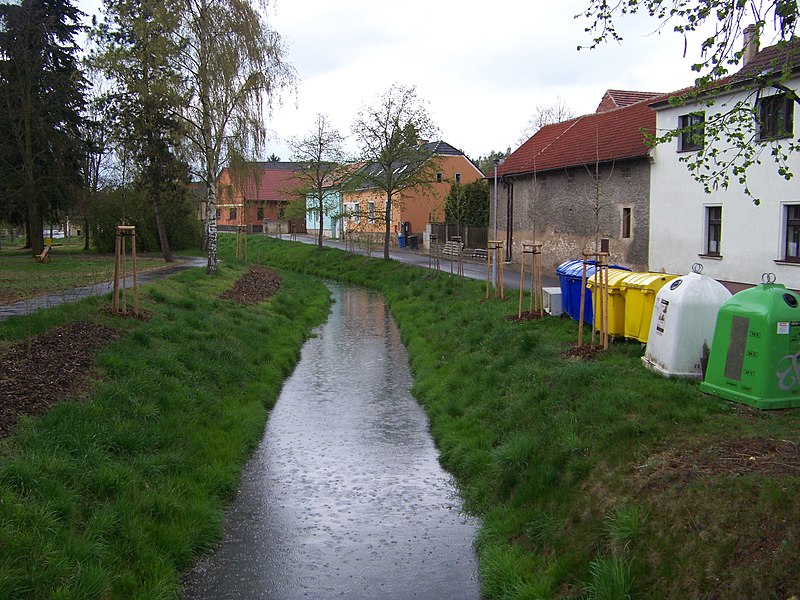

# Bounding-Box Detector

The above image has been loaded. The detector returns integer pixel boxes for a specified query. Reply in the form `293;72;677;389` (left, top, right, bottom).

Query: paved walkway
290;233;561;291
0;256;207;322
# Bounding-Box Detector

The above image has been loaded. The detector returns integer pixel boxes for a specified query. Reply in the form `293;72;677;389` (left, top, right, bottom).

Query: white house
649;32;800;290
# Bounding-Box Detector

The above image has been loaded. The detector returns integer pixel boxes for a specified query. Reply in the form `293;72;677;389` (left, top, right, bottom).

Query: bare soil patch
506;310;547;323
561;343;602;360
0;321;121;437
220;265;281;304
636;437;800;491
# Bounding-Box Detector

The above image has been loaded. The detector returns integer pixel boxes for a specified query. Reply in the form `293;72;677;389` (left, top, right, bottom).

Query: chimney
743;24;759;66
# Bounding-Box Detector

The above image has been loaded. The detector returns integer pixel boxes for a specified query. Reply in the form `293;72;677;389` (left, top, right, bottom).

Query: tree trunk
317;195;323;248
83;215;90;251
27;198;44;255
383;194;391;260
206;183;218;274
152;191;173;262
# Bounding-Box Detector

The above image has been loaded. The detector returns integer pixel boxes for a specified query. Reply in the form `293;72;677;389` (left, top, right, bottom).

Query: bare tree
176;0;294;274
351;84;439;260
288;114;349;248
517;97;574;146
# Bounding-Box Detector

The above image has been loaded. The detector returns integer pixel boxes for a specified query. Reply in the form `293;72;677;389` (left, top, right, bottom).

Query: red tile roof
219;163;305;202
498;100;655;177
596;89;663;112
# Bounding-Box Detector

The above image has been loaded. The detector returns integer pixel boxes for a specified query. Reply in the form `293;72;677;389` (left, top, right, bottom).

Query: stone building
493;91;660;272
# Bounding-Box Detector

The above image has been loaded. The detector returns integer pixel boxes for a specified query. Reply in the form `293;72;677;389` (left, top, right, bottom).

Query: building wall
341;154;484;240
493;157;651;273
306;190;343;238
649;78;800;288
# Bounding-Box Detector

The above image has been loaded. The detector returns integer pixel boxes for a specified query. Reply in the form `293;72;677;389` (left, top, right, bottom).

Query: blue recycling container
556;260;630;324
398;234;406;248
556;260;597;324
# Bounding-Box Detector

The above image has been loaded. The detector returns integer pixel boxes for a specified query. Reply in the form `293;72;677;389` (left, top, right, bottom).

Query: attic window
455;173;462;184
436;172;443;183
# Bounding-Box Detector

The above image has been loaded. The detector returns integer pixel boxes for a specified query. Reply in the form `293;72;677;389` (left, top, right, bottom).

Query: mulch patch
636;438;800;491
0;321;122;438
220;265;281;304
506;310;547;323
561;343;602;360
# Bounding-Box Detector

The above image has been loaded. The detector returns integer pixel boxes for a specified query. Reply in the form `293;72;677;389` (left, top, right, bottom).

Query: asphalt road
288;233;561;292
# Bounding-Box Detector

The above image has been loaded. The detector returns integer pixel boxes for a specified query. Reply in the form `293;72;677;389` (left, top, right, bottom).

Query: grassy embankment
234;235;800;599
0;259;331;598
0;238;174;305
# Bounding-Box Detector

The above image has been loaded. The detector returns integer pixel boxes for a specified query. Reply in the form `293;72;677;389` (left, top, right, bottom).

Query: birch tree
176;0;293;274
288;114;348;249
351;84;439;260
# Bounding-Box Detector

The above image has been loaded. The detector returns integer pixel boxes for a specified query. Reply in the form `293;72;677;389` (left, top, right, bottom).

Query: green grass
229;235;800;599
0;259;331;598
0;245;170;305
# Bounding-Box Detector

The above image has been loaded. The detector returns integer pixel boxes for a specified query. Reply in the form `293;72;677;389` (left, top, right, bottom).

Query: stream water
183;284;480;599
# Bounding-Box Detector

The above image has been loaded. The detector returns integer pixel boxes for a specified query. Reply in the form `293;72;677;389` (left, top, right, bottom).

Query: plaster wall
649;78;800;288
492;158;651;273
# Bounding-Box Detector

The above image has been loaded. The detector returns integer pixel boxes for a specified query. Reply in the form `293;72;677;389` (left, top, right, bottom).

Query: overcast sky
263;0;713;162
77;0;744;165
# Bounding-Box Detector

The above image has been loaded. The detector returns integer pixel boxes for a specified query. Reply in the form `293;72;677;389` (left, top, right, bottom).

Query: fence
430;224;488;249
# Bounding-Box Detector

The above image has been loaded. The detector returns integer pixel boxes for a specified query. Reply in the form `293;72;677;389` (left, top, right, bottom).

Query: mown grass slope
0;262;330;598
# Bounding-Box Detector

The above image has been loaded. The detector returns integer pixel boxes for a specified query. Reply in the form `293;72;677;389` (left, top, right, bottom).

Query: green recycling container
699;282;800;409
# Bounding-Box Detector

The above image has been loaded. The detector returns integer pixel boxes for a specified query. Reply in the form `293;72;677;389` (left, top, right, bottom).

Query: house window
678;112;705;151
215;208;221;219
705;206;722;256
621;207;632;239
758;93;793;140
256;206;264;221
354;202;361;222
229;207;237;220
455;172;462;184
368;201;375;223
785;205;800;262
436;172;443;183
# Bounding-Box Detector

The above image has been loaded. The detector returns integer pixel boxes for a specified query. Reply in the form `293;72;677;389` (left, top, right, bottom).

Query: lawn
0;239;182;305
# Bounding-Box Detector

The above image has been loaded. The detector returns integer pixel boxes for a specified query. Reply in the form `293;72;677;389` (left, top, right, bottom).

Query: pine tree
0;0;85;255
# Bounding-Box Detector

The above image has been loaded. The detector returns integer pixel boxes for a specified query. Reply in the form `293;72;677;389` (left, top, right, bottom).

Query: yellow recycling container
586;268;634;337
621;272;678;343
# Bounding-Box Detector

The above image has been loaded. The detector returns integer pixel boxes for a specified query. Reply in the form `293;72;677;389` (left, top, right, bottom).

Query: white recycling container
641;266;732;379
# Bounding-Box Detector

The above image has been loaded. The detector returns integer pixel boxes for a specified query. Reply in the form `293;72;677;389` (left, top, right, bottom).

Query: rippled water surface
184;285;480;599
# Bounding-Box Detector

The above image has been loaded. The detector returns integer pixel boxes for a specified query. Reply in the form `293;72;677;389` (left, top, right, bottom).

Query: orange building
341;141;483;246
215;162;307;234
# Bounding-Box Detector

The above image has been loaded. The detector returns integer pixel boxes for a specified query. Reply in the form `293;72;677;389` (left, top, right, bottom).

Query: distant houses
216;162;307;234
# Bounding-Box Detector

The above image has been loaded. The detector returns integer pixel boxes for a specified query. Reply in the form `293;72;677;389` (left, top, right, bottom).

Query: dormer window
678;112;705;151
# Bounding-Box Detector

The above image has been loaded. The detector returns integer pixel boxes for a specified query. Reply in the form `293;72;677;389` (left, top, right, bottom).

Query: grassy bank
231;235;800;599
0;261;330;598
